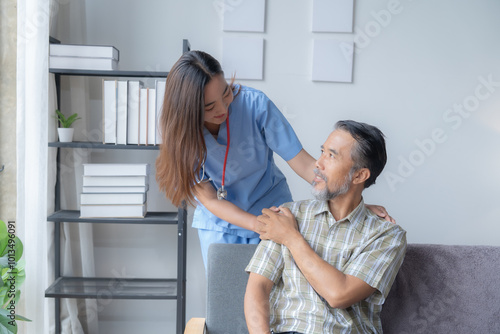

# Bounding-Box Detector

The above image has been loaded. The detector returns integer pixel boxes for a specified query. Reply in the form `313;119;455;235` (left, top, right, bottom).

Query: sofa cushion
381;243;500;333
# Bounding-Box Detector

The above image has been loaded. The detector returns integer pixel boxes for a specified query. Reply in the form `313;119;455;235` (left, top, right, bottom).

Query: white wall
55;0;500;332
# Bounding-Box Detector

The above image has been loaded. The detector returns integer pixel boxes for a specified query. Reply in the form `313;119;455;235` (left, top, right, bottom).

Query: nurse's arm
194;181;259;233
286;148;316;184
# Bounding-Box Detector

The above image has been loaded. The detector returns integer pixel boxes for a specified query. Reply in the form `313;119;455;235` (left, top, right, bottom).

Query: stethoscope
196;115;230;200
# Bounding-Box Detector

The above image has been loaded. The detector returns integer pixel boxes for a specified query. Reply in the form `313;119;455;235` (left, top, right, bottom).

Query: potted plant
55;109;81;142
0;220;31;333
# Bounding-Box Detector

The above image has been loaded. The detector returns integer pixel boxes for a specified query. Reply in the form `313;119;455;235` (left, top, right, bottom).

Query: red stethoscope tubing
222;115;230;188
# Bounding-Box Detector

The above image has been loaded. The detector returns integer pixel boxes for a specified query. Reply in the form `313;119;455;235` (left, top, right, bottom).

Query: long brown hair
156;51;224;207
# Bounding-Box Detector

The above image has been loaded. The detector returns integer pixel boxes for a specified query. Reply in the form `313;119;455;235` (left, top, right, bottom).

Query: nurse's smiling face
204;74;234;130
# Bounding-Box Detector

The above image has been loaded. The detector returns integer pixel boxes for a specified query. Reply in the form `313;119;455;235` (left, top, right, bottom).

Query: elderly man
245;120;407;334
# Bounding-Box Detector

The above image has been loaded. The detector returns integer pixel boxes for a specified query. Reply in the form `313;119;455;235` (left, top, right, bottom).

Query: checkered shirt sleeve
343;223;407;305
245;239;284;284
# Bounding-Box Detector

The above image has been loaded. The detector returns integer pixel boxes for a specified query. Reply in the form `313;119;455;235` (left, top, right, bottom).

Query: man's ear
352;168;370;185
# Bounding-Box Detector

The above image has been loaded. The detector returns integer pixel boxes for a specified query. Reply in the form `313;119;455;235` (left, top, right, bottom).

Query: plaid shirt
246;199;407;334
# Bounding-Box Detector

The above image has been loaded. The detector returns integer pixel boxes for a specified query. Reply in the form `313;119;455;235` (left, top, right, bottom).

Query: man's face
312;129;356;200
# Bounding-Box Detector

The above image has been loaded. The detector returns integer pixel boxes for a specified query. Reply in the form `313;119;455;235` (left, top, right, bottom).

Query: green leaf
55;109;65;119
0;237;22;262
55;109;67;127
0;259;7;271
0;237;23;273
0;222;26;319
14;315;30;322
0;307;31;322
0;222;21;271
55;109;80;128
0;309;17;334
3;291;20;308
66;113;80;125
1;268;26;307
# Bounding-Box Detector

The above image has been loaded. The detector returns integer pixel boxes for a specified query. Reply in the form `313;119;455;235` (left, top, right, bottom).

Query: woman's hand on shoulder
365;204;396;224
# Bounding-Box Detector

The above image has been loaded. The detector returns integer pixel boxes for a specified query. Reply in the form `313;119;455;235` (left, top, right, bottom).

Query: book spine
49;56;118;70
80;203;147;218
82;185;149;193
139;88;148;145
103;80;117;144
127;81;142;145
116;81;129;145
82;175;149;187
81;192;146;205
155;80;166;145
147;88;156;146
83;163;150;176
49;44;119;60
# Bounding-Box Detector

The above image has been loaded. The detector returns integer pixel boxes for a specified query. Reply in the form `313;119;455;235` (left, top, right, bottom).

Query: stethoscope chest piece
217;186;227;200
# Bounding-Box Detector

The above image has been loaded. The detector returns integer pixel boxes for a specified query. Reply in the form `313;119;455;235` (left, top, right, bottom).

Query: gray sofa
185;243;500;333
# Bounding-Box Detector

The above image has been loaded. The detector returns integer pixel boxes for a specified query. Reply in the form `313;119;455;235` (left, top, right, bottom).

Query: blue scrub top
192;85;303;238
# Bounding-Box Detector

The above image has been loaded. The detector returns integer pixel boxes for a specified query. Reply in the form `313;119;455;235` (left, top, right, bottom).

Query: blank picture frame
223;0;266;32
312;39;354;83
222;37;264;80
312;0;354;33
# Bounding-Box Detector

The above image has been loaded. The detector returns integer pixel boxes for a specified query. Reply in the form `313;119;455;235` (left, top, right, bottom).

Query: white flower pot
58;128;74;142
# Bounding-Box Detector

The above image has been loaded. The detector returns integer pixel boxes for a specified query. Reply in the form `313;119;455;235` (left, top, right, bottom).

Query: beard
311;168;353;201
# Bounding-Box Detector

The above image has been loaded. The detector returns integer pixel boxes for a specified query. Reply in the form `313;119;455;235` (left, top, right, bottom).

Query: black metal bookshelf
46;37;190;334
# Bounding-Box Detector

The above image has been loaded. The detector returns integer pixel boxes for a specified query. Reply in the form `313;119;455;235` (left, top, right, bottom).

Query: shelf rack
46;38;191;334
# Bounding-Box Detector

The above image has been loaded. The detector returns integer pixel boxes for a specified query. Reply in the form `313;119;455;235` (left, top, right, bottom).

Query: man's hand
256;206;300;246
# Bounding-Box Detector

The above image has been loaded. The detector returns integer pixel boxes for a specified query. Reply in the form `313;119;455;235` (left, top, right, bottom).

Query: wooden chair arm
184;317;206;334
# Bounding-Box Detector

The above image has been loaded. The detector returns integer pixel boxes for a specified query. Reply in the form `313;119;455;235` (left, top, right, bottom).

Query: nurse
156;51;392;267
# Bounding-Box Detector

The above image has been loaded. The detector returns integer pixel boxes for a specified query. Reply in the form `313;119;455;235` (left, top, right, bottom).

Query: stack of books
102;79;166;145
49;44;119;71
80;163;149;218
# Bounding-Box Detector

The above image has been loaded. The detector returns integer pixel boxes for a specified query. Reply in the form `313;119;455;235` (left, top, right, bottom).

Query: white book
83;175;149;187
127;81;143;145
83;163;150;176
103;80;117;144
82;185;149;193
80;203;147;218
155;80;166;145
50;44;119;60
50;56;118;71
116;81;129;145
139;88;149;145
147;88;156;145
81;192;146;205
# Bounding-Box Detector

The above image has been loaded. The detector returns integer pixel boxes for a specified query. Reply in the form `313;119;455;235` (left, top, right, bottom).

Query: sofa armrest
184;318;206;334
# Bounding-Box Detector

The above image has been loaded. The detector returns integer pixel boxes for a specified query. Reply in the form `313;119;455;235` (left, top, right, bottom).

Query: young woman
156;50;392;267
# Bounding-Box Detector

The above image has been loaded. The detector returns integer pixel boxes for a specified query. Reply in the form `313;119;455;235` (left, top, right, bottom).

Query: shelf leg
176;203;187;333
55;221;61;333
55;298;61;334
